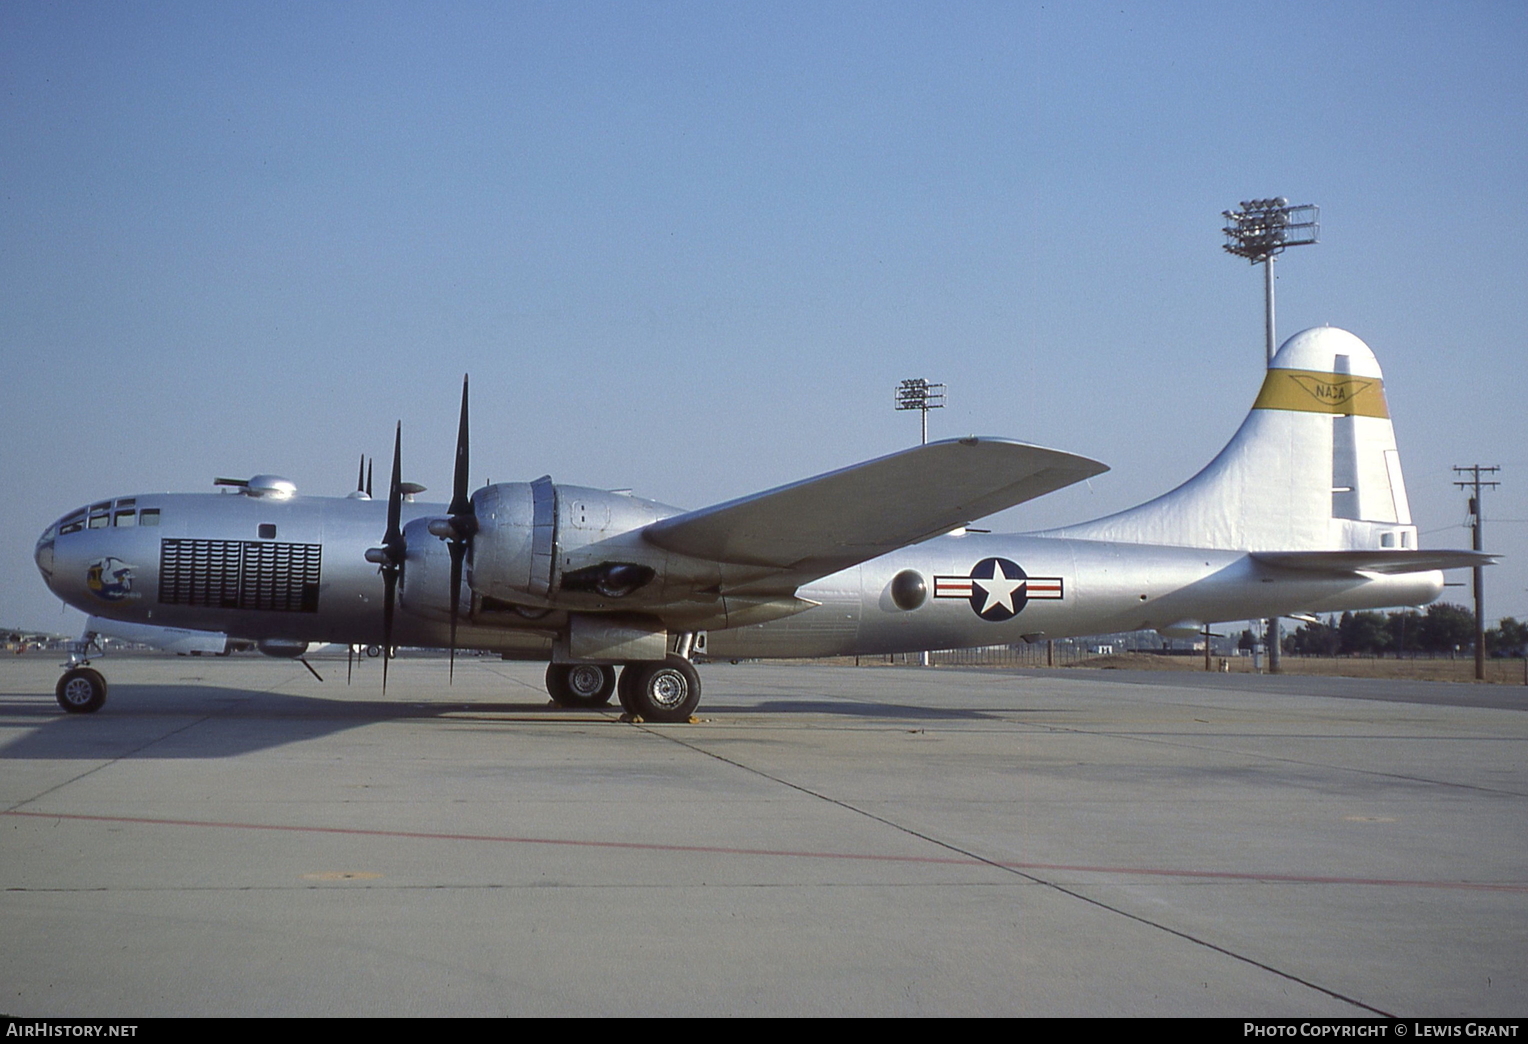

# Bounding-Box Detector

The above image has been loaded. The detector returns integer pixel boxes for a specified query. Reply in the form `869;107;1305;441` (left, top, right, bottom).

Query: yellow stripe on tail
1252;368;1389;418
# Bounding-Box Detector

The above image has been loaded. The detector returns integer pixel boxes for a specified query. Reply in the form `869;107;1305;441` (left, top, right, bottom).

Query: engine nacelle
468;479;679;607
468;480;549;601
398;516;467;621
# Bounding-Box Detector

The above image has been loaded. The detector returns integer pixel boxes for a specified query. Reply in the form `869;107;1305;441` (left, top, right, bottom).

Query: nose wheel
56;667;108;714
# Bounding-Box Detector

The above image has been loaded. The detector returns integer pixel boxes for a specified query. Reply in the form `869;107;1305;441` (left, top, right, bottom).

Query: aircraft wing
1251;550;1498;575
643;437;1107;579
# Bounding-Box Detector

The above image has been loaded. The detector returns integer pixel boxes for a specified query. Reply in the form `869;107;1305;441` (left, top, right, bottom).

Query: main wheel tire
616;666;640;716
545;663;616;708
625;655;701;723
56;668;107;714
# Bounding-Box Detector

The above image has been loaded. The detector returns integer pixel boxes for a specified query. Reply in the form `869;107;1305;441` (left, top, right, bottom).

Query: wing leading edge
642;437;1107;580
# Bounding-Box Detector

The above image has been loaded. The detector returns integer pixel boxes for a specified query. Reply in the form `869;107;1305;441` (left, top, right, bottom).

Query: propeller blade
444;375;476;683
448;540;465;682
385;425;403;551
449;375;471;518
381;567;396;694
380;423;405;694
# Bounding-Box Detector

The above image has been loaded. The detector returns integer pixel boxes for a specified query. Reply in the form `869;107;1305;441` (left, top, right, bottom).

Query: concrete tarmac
1;654;1524;1017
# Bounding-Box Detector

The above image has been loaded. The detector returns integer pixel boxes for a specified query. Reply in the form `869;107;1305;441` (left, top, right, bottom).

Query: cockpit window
57;503;154;535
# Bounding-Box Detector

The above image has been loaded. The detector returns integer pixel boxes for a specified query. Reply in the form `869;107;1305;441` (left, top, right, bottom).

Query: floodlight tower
895;378;946;445
1223;198;1319;673
1222;198;1320;366
895;378;946;668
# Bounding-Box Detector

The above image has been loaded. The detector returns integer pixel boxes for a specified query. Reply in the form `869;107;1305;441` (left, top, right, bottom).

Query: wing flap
643;437;1107;573
1251;549;1498;575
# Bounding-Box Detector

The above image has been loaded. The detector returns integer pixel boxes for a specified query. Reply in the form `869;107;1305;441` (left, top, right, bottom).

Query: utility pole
1454;465;1500;681
1223;198;1320;672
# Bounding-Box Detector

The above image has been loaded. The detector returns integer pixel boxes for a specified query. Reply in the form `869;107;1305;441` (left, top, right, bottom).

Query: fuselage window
59;509;87;536
114;510;137;527
258;523;276;539
139;509;161;527
88;514;110;529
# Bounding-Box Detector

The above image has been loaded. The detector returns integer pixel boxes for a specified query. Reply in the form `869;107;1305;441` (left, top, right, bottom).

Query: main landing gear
616;655;701;723
544;663;618;708
544;636;702;723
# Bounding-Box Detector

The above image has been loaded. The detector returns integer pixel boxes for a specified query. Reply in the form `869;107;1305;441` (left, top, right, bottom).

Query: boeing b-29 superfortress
35;327;1493;721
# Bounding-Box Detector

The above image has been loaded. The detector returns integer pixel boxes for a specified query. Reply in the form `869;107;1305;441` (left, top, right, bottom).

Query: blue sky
4;1;1526;632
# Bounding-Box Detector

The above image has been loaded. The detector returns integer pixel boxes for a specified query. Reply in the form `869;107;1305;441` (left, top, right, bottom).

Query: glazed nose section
34;526;56;584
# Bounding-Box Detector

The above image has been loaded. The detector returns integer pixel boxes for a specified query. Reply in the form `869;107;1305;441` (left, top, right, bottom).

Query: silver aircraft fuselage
715;535;1441;659
36;326;1478;685
35;487;1441;660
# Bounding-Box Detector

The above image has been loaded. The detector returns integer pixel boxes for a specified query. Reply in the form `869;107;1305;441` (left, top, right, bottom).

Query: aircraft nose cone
34;527;56;582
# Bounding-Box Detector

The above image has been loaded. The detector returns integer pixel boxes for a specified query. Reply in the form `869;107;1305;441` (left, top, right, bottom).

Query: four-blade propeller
364;424;407;692
367;376;478;691
430;376;478;680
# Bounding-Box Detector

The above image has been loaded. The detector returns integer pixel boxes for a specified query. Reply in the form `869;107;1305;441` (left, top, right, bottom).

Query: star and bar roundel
933;557;1063;622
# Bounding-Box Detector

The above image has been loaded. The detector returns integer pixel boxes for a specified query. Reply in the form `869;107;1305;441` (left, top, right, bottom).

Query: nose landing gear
56;667;108;714
54;629;107;713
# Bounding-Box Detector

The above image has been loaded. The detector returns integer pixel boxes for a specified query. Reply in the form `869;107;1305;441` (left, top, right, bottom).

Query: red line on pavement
6;809;1523;893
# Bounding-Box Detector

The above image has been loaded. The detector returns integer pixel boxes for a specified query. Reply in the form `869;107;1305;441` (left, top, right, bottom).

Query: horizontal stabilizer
644;437;1107;574
1251;549;1498;575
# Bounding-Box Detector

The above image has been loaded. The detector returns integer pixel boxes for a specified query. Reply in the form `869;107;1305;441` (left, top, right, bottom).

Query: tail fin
1040;326;1418;552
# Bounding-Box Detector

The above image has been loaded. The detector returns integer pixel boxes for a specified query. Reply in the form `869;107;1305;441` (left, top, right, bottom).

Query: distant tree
1339;610;1390;655
1238;628;1256;652
1387;609;1423;657
1418;603;1476;654
1486;617;1528;657
1285;618;1340;656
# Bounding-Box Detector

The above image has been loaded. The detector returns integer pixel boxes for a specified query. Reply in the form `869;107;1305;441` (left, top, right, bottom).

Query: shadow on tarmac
0;678;1017;760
